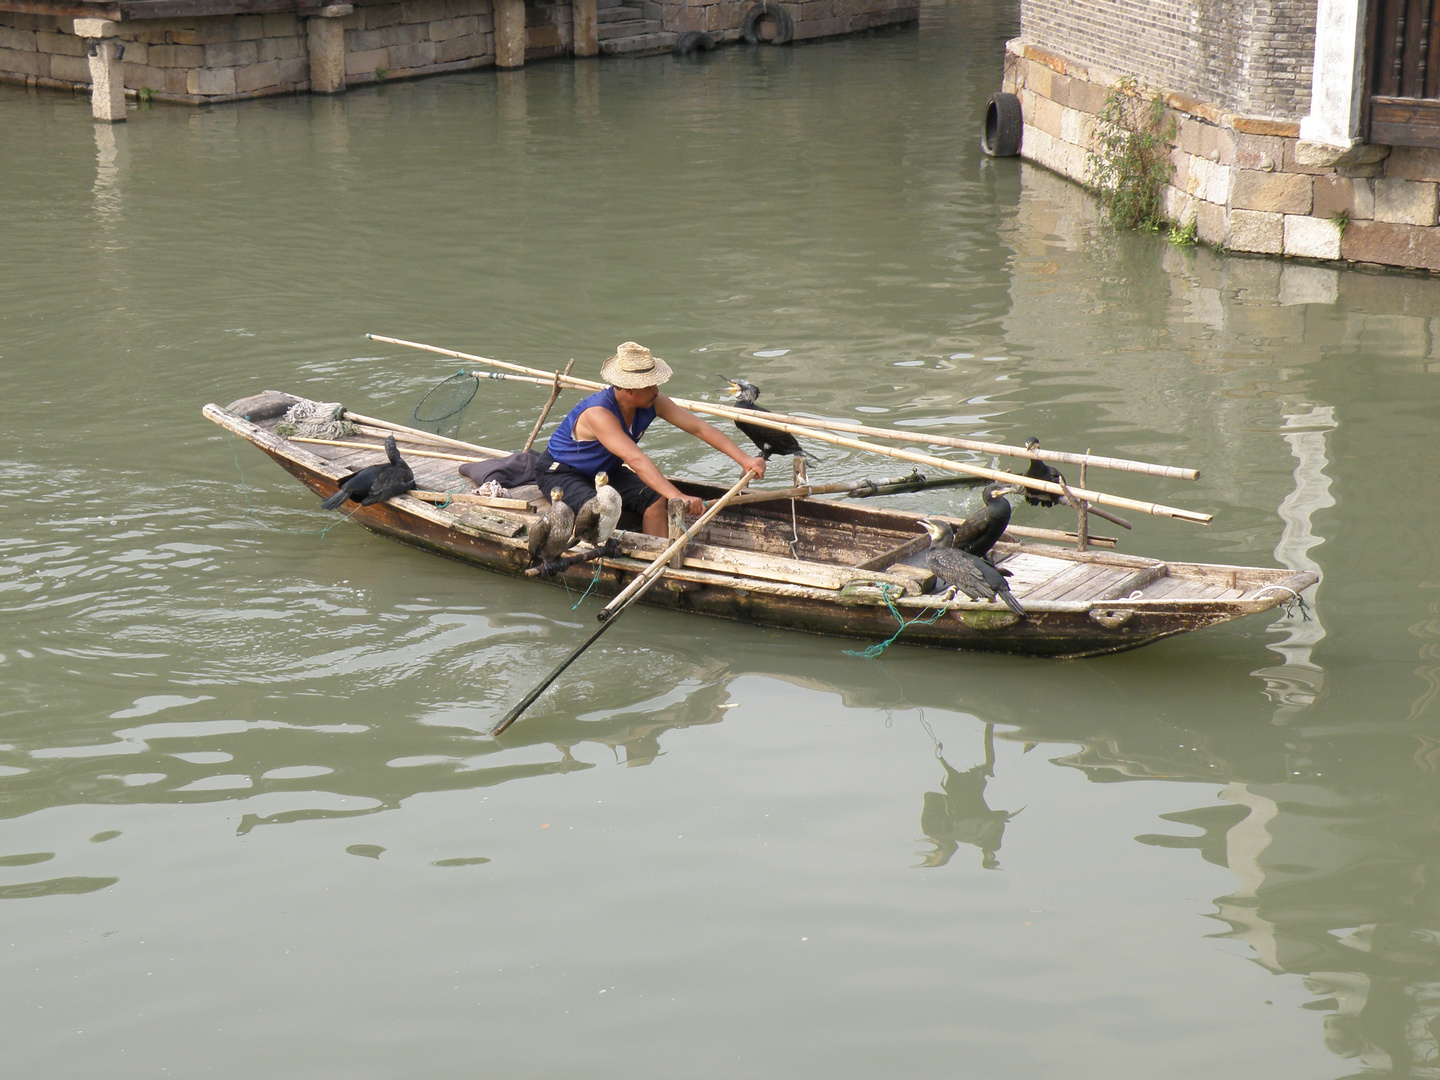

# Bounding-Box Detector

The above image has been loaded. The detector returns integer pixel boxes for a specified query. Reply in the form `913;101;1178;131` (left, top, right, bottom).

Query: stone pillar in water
495;0;526;69
73;19;124;123
572;0;598;58
307;4;353;94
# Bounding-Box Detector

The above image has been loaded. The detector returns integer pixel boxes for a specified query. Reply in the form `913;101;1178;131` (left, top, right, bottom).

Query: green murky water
3;2;1440;1076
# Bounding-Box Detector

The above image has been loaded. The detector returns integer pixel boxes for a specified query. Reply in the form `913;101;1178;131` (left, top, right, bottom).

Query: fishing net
412;370;479;439
275;399;355;440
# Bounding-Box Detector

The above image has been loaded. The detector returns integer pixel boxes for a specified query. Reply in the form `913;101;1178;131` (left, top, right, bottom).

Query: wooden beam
0;0;120;18
115;0;296;18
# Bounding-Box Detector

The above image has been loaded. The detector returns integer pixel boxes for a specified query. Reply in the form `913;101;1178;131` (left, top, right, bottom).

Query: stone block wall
0;0;917;105
1019;0;1315;122
1005;40;1440;272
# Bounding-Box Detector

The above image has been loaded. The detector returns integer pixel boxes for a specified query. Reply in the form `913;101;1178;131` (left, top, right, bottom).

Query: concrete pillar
306;4;353;94
73;18;124;123
495;0;526;69
1298;0;1368;149
572;0;598;58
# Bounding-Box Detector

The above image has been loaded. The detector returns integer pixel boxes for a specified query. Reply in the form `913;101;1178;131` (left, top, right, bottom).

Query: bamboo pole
363;334;1200;480
288;436;485;462
410;489;533;511
341;410;508;458
523;357;576;452
490;470;755;736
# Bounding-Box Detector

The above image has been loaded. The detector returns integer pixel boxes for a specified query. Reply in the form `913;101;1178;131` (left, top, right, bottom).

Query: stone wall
1005;40;1440;273
1019;0;1315;122
661;0;916;42
0;0;918;105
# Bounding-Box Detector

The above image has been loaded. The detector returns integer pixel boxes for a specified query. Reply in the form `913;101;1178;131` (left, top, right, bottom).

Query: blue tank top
544;387;657;475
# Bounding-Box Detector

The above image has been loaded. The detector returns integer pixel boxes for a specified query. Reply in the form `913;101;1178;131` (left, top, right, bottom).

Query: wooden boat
204;391;1318;659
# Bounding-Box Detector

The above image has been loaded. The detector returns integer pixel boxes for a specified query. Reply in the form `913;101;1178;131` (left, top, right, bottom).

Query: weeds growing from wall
1087;76;1175;233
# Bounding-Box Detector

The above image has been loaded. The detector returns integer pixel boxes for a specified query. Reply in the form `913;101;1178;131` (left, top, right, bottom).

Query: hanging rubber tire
981;92;1023;157
673;30;716;55
741;2;794;45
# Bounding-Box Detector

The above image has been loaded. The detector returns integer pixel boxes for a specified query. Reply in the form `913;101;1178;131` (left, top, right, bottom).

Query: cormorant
922;518;1025;615
572;471;622;547
527;487;577;566
320;435;415;510
719;377;816;463
1021;436;1063;507
947;482;1022;558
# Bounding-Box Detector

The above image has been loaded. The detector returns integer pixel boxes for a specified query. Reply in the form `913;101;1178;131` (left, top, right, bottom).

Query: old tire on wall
741;2;795;45
674;30;716;55
981;92;1023;157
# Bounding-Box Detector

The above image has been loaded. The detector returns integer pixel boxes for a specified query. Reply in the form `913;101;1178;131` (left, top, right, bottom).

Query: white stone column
306;3;352;94
572;0;598;58
73;18;124;123
1298;0;1368;150
495;0;526;69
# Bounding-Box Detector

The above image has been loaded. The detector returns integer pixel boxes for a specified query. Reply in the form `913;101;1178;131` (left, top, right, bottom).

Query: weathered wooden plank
852;531;930;571
1056;567;1131;604
1095;562;1169;601
1018;562;1098;603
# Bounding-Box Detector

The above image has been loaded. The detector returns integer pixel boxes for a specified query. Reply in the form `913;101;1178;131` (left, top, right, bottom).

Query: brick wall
1019;0;1316;122
662;0;917;41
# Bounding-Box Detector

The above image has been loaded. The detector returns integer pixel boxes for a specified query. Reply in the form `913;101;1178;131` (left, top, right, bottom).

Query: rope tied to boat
1254;583;1312;621
571;558;605;611
845;584;949;659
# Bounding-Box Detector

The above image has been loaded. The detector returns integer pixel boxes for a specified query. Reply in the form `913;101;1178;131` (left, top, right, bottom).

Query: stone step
598;5;642;21
598;30;677;55
598;18;663;41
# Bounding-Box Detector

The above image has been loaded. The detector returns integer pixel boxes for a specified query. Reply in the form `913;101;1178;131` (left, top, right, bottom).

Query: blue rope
571;558;604;610
846;584;949;659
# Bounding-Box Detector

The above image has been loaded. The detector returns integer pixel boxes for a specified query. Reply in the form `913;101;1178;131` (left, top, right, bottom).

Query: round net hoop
412;371;479;438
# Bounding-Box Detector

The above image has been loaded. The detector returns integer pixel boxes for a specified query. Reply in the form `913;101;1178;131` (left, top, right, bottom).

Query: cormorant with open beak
719;376;817;464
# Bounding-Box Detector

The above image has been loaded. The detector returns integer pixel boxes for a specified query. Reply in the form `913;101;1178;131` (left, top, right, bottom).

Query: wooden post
523;358;575;453
1076;456;1089;552
306;5;352;94
572;0;598;56
73;19;124;123
667;499;691;570
495;0;527;68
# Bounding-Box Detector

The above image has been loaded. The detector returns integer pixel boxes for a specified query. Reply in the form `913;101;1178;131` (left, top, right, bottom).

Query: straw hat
600;341;673;389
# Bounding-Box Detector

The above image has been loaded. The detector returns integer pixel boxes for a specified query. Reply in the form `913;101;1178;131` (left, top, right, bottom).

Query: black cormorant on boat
1021;436;1063;507
719;377;816;464
527;487;577;566
948;482;1022;558
572;471;622;547
320;435;415;510
922;518;1025;615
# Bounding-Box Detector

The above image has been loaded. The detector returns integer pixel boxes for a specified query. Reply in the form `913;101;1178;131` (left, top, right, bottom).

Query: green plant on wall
1087;76;1175;233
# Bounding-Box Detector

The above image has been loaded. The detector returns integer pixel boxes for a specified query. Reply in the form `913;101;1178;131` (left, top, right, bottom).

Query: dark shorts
534;451;661;530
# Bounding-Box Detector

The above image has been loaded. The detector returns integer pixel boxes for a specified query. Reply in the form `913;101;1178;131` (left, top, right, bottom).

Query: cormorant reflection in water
918;722;1021;869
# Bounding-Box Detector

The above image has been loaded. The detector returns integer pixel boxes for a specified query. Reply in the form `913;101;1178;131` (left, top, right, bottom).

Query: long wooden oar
490;470;756;736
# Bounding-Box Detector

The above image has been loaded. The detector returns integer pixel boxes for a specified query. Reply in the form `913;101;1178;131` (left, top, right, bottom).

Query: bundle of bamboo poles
365;334;1212;526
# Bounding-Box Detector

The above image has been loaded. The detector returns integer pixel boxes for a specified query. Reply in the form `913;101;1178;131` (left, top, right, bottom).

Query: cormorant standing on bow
922;518;1025;615
947;482;1022;558
1021;436;1063;507
321;435;415;510
527;487;577;567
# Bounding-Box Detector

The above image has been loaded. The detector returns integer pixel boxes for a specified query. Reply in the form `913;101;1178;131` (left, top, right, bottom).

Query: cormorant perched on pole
527;487;576;567
320;435;415;510
948;482;1022;558
572;471;622;547
1021;436;1063;507
922;518;1025;615
720;376;817;483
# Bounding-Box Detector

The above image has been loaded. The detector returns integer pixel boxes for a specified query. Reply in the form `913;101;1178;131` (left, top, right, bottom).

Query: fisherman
535;341;767;536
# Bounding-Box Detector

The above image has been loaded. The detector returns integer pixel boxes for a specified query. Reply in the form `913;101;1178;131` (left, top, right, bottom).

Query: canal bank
0;0;917;113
